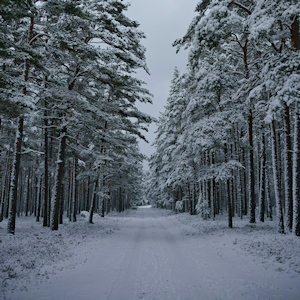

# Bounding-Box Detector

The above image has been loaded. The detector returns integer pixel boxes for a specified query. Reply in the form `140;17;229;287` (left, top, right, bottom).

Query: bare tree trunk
237;168;243;219
59;183;64;224
271;120;284;233
43;106;49;227
17;170;23;217
210;151;215;220
242;149;247;216
89;180;98;224
25;167;31;216
51;126;67;230
36;176;42;222
0;150;11;222
67;161;72;221
291;17;299;50
259;132;266;222
292;104;300;236
106;196;111;214
249;109;256;223
225;144;233;228
7;117;23;234
0;174;5;222
283;103;293;231
72;156;78;222
276;128;284;211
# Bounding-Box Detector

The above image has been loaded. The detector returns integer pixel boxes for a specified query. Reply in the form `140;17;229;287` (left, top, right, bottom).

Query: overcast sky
125;0;199;169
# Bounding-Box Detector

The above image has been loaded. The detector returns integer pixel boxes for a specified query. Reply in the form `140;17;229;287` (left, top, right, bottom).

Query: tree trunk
259;132;266;222
59;183;64;224
271;120;284;233
292;104;300;236
68;160;72;221
43;107;49;227
25;167;31;216
276;128;284;210
36;176;42;222
237;168;243;219
0;175;5;222
291;17;299;50
242;149;247;216
266;169;272;220
7;117;24;234
89;180;98;224
225;144;233;228
248;109;256;223
51;126;67;230
210;151;215;220
0;150;11;222
72;156;78;222
106;196;111;214
101;176;106;218
283;103;293;231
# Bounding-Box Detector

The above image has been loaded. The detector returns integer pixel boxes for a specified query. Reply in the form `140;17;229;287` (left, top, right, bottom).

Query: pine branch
29;33;50;45
228;1;252;15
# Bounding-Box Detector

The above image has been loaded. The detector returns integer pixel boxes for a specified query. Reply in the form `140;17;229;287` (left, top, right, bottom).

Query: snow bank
173;212;300;276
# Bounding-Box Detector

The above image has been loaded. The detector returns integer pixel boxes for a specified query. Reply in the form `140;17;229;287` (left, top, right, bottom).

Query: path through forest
9;207;300;300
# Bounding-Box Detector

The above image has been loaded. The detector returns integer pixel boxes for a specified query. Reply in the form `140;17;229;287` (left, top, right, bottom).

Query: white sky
125;0;199;169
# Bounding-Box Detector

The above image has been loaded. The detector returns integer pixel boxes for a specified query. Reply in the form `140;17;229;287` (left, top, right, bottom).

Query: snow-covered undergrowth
173;212;300;277
0;212;127;298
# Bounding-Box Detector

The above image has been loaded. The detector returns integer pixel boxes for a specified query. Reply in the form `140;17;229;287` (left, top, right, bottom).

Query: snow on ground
1;207;300;300
174;212;300;276
0;212;128;299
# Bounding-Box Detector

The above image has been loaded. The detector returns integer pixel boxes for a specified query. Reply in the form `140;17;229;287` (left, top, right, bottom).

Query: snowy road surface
10;207;300;300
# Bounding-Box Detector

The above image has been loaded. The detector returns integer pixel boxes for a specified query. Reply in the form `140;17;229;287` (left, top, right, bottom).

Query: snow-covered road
10;207;300;300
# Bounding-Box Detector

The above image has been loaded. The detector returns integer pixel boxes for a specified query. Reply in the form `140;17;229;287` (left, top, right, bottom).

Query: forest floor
0;207;300;300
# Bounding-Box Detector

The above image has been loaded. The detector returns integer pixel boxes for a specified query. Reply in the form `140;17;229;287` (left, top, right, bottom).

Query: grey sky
125;0;199;169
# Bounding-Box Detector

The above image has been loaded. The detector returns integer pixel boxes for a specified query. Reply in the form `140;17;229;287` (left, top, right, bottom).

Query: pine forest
146;0;300;236
1;1;300;299
0;0;152;233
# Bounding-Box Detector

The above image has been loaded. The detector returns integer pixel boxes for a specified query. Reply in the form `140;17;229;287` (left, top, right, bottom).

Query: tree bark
259;132;266;222
292;104;300;236
59;183;64;224
283;103;293;231
210;151;215;220
0;150;11;222
25;167;31;216
248;108;256;223
291;17;299;50
43;108;49;227
36;176;42;222
89;180;98;224
72;156;78;222
51;126;67;230
271;120;284;233
7;117;23;234
225;144;233;228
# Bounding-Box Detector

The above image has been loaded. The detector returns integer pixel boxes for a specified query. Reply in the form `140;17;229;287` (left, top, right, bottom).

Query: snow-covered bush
80;211;89;218
175;200;183;212
196;195;210;220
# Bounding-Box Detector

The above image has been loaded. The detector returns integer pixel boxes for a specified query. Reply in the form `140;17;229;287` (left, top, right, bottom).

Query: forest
0;0;152;234
146;0;300;236
1;0;300;237
1;1;300;298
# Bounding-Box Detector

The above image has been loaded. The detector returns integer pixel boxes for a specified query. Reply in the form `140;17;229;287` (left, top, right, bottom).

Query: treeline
0;0;151;233
146;0;300;235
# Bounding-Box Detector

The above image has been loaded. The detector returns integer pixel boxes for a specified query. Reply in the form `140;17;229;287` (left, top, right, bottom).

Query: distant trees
0;0;151;233
148;0;300;235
